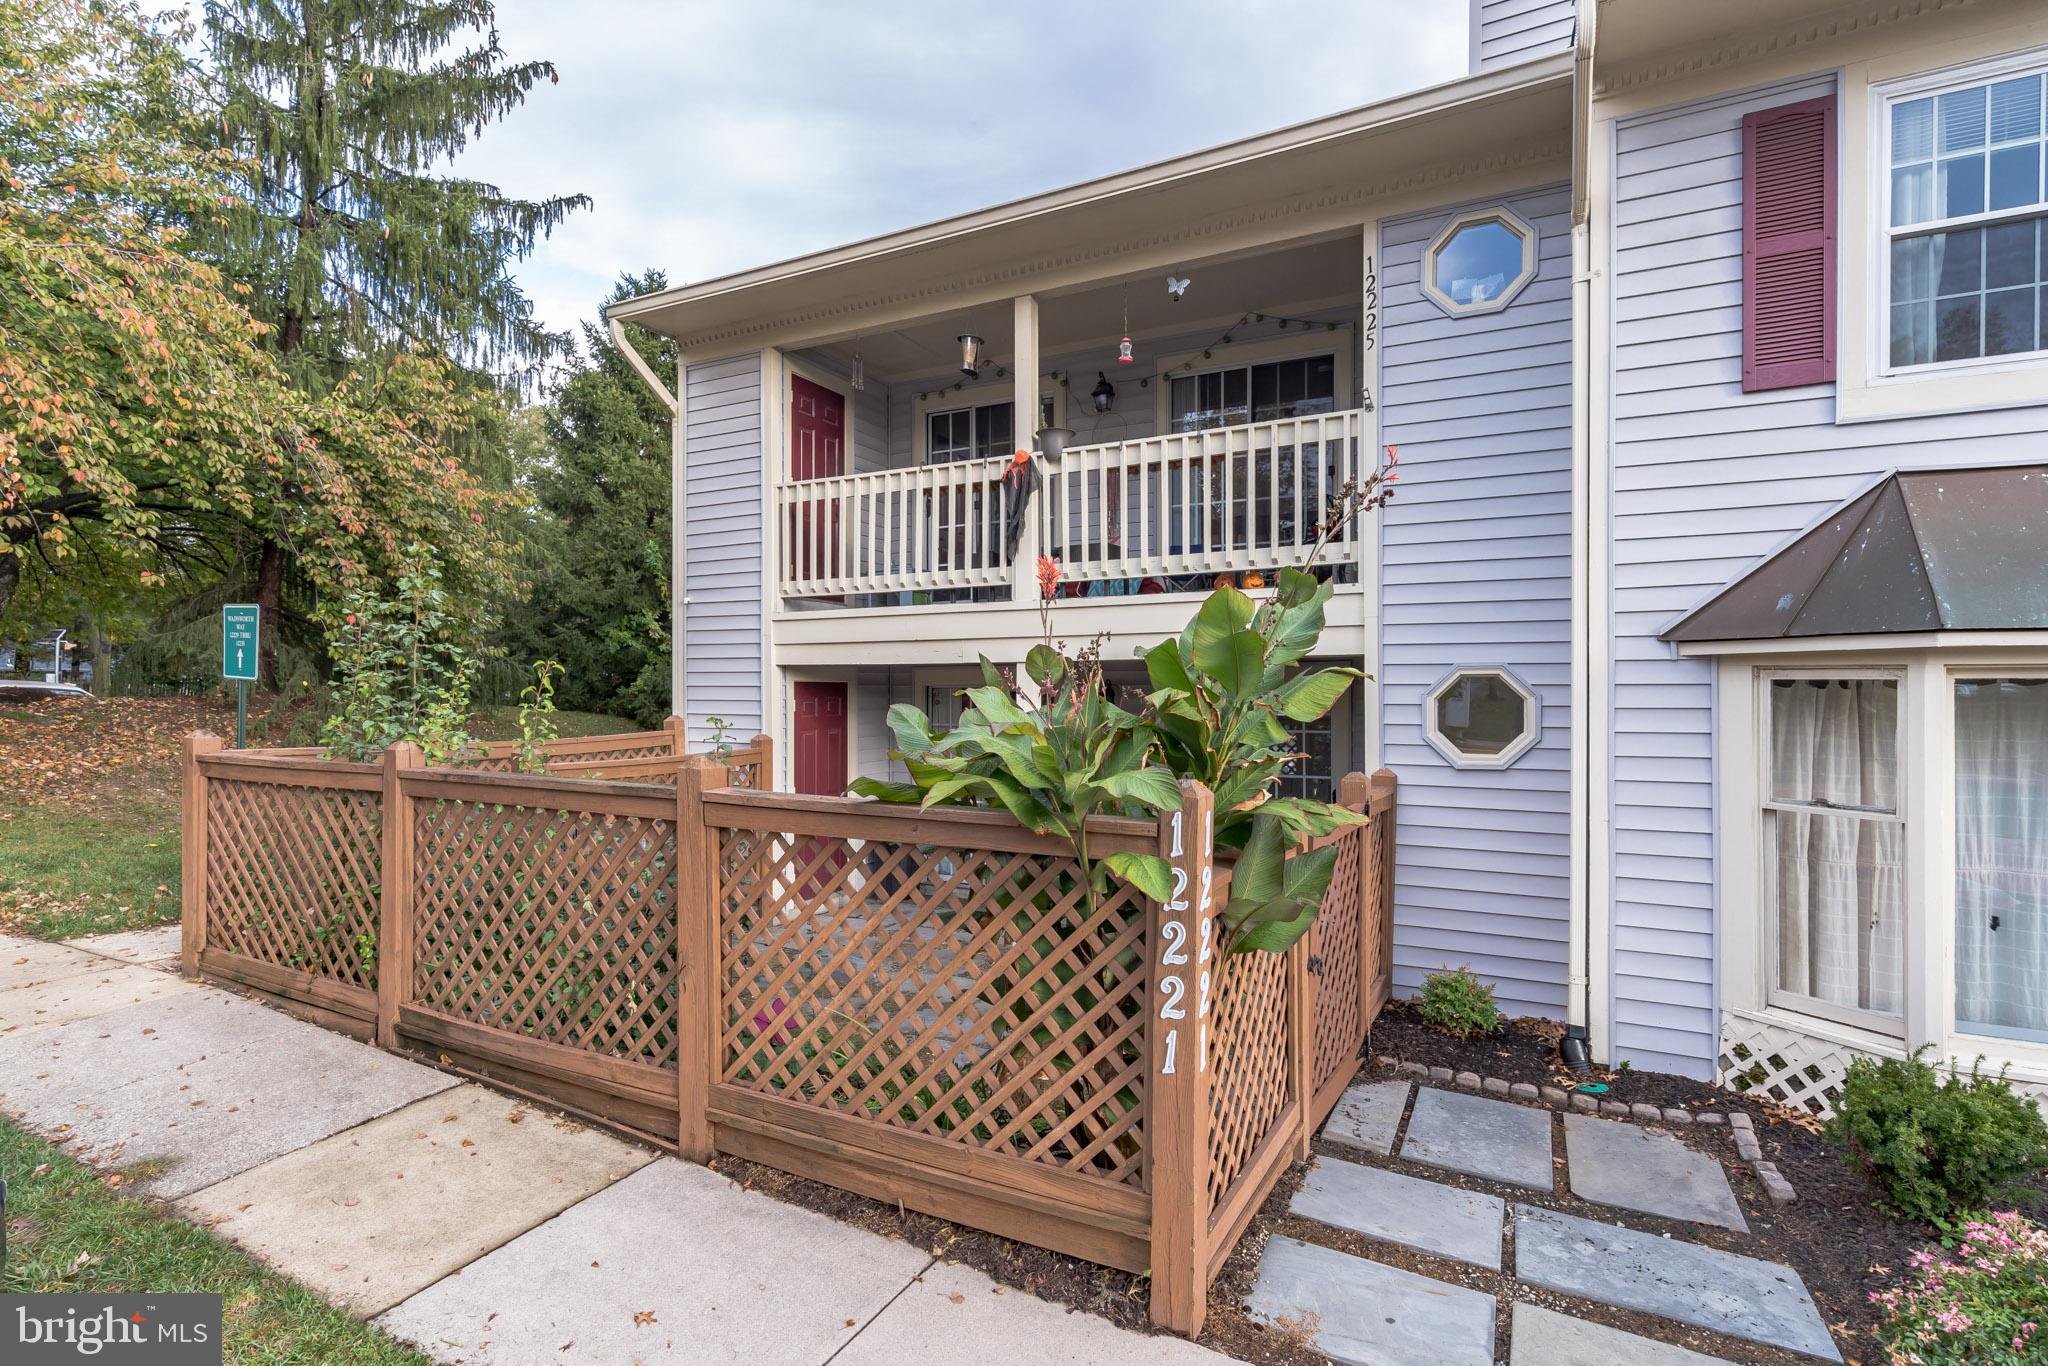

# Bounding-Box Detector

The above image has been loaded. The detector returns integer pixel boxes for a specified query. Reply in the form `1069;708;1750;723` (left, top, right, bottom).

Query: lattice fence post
1148;779;1216;1337
1338;771;1373;1056
747;734;772;792
662;713;686;759
376;742;422;1050
180;733;224;977
1369;768;1398;1011
675;754;723;1162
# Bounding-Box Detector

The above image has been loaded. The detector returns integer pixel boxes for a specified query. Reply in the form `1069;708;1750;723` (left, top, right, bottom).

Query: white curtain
1769;679;1904;1016
1954;679;2048;1041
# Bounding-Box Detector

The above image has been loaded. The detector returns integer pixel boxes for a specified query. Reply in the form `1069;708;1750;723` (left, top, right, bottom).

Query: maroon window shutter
1742;95;1837;392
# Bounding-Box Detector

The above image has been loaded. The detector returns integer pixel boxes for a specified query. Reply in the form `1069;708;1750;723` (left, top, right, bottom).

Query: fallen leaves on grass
0;697;233;808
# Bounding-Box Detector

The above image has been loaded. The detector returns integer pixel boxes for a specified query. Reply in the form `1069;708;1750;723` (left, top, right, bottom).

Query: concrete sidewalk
2;932;1226;1364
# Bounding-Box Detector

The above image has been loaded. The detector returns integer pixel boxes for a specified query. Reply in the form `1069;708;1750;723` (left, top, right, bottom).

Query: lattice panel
410;800;681;1070
204;779;382;991
716;827;1150;1186
1205;948;1291;1214
1309;826;1366;1096
1718;1013;1906;1117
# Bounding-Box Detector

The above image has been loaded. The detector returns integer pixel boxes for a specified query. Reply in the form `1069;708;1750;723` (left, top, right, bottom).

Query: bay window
1763;675;1905;1027
1953;676;2048;1044
1728;657;2048;1076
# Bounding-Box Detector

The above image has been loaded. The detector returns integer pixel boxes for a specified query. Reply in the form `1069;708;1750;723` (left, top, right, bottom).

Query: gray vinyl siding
1607;72;2048;1078
1378;184;1575;1020
1471;0;1576;72
682;352;764;748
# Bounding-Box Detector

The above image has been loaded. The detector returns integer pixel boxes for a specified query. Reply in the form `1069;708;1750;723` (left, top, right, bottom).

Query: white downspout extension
1563;0;1598;1067
606;313;686;731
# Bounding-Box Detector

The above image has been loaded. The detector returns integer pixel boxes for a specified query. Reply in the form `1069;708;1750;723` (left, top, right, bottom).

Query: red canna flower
1384;443;1400;466
1037;554;1062;600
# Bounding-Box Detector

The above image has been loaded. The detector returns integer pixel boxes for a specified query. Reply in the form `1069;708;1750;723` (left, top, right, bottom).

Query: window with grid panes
1886;68;2048;368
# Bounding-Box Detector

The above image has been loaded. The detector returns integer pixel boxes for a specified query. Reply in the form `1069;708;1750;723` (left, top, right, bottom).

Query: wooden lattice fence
183;735;1393;1337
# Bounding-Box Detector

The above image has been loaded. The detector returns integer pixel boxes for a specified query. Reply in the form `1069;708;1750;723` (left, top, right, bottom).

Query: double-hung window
925;401;1013;465
1167;354;1336;434
1761;674;1906;1031
1885;64;2048;369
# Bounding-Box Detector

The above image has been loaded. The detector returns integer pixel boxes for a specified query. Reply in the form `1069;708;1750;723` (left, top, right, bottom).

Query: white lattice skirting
1717;1012;1905;1117
1719;1010;2048;1117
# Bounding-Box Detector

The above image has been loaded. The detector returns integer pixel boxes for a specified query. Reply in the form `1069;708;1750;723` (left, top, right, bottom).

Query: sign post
221;604;260;748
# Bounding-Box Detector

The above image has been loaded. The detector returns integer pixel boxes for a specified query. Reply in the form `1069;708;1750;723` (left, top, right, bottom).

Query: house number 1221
1158;808;1213;1076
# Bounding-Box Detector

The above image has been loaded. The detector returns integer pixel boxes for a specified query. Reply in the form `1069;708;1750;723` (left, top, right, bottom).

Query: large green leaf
885;703;935;756
1026;643;1067;692
1275;667;1360;722
1232;901;1319;954
1102;851;1174;901
847;777;923;804
1197;626;1266;695
1230;814;1287;903
1091;766;1184;813
1142;639;1194;694
978;771;1063;835
1259;797;1369;838
1189;587;1255;680
964;685;1032;730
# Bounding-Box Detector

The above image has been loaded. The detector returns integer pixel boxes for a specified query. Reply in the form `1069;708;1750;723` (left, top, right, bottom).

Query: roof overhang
1662;464;2048;647
609;53;1574;354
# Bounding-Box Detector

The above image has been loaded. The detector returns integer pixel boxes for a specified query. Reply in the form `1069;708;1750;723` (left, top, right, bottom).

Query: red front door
792;680;848;797
789;376;844;587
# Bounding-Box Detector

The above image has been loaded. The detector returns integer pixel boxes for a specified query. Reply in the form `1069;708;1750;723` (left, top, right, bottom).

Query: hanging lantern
957;334;983;378
1090;372;1116;413
1117;336;1133;366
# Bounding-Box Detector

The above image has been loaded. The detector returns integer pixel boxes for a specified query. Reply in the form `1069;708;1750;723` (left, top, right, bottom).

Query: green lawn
0;1118;429;1364
0;794;181;940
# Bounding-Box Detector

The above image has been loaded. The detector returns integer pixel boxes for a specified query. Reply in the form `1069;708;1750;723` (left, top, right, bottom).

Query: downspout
606;312;685;729
1561;0;1598;1074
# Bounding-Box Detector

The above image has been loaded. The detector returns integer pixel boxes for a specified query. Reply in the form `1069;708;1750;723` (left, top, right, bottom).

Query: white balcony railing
1043;410;1367;586
775;453;1018;599
772;409;1368;604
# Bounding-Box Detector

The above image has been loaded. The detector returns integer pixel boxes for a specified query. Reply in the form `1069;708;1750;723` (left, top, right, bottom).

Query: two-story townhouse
607;0;2048;1107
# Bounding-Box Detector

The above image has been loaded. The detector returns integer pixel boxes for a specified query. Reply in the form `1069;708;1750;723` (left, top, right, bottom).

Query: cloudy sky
448;1;1470;348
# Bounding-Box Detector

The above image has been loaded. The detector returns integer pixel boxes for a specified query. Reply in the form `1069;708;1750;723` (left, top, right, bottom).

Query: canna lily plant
852;451;1399;954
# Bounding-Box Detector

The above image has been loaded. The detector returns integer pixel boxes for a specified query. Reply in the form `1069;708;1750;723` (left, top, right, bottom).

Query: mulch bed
1364;1001;2048;1362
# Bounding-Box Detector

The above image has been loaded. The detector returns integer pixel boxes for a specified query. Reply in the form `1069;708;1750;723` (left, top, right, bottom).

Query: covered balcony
769;232;1375;625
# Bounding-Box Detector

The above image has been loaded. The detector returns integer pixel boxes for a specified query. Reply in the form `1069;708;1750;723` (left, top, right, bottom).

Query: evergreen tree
202;0;587;680
497;273;673;726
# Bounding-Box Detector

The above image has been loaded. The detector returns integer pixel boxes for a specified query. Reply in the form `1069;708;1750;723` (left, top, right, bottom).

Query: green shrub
1418;966;1501;1040
1875;1212;2048;1364
1825;1049;2048;1224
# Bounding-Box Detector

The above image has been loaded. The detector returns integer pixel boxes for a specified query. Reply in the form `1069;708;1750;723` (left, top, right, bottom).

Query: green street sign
222;604;260;681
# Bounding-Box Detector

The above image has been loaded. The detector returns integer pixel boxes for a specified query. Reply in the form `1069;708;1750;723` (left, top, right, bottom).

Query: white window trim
1419;205;1539;319
1150;332;1357;435
1717;644;2048;1086
1871;50;2048;382
1837;30;2048;422
911;382;1063;466
1422;666;1541;769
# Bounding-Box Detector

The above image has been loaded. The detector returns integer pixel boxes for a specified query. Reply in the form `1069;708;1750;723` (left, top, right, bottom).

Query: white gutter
1564;0;1598;1068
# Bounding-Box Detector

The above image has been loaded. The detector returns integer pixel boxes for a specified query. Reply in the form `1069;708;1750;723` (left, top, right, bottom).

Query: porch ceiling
610;54;1572;355
815;234;1360;383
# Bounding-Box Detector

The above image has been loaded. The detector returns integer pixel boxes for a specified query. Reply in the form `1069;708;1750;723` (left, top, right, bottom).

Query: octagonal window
1423;207;1538;317
1424;668;1540;768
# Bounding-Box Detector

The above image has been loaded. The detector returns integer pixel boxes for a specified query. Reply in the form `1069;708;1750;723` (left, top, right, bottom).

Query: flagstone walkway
1246;1078;1843;1366
2;931;1223;1365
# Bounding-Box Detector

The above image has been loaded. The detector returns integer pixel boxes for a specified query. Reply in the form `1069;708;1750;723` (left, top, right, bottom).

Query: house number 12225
1158;808;1213;1076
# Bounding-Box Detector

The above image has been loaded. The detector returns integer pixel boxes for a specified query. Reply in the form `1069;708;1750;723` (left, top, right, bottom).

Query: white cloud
447;1;1470;344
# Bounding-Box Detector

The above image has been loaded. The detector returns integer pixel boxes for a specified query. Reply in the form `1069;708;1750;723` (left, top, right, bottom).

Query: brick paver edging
1375;1056;1798;1208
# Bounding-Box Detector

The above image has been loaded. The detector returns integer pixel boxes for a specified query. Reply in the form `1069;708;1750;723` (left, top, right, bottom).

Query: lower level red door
792;681;849;796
